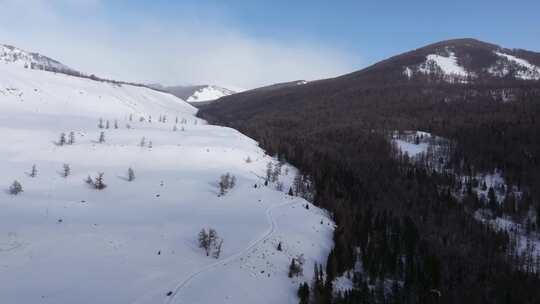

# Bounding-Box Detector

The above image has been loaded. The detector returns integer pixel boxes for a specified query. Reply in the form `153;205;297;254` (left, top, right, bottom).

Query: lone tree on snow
139;136;146;147
288;258;303;278
58;132;66;146
98;118;104;129
98;131;105;143
9;180;23;195
62;164;70;178
94;173;106;190
68;131;75;145
127;167;135;181
29;164;37;178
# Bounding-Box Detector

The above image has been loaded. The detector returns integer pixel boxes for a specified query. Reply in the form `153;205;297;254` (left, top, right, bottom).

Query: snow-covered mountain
396;39;540;82
0;47;332;304
1;44;80;75
163;85;240;103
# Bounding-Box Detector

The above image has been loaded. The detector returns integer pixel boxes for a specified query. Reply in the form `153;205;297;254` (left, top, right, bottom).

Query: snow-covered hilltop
0;44;79;75
362;38;540;83
159;84;241;104
0;47;332;304
186;85;237;103
404;48;540;83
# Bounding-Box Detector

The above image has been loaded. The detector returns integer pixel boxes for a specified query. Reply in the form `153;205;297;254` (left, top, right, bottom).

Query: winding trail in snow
164;199;296;304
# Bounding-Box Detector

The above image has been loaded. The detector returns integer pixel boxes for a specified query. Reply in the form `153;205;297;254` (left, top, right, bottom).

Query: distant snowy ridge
186;85;237;102
403;48;540;82
0;44;79;75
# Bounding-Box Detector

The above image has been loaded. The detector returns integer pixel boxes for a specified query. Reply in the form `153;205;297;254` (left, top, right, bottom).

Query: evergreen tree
29;164;37;178
62;164;70;178
198;229;210;256
98;131;105;143
68;131;75;145
297;282;310;304
127;167;135;181
58;132;66;146
94;173;106;190
9;180;23;195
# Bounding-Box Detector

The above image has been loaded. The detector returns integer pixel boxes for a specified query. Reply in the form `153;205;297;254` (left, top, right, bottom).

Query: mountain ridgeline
200;39;540;303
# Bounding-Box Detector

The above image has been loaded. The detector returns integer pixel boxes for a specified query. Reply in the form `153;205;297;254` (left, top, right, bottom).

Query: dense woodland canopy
199;39;540;303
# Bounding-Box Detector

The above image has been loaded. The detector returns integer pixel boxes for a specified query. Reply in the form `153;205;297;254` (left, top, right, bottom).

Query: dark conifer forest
200;39;540;303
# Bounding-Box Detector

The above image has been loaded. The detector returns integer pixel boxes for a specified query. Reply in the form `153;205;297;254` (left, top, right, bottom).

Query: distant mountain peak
356;38;540;83
0;44;80;75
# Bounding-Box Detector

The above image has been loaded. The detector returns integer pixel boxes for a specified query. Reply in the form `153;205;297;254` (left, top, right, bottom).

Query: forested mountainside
199;39;540;304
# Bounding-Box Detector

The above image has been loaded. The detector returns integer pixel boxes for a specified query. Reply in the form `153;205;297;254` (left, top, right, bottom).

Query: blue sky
1;0;539;88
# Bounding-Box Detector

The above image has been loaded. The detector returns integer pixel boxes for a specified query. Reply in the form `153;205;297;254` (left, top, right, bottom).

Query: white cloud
0;1;357;88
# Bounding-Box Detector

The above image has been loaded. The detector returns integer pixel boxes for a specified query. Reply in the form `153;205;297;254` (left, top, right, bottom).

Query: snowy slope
490;52;540;80
0;62;333;303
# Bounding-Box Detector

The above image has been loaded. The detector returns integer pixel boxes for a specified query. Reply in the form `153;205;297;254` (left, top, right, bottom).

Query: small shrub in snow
98;118;104;129
139;137;146;147
9;180;23;195
245;156;252;163
105;120;110;129
114;120;118;129
173;125;178;131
